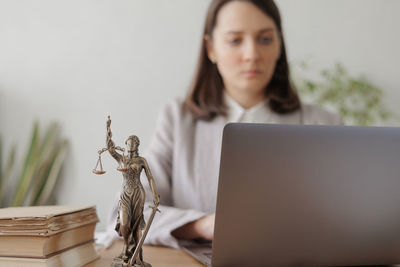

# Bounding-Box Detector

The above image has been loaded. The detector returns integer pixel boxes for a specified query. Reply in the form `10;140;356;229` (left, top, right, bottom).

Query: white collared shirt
224;93;271;123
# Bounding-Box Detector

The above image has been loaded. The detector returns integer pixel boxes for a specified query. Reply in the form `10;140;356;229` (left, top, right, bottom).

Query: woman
108;0;342;249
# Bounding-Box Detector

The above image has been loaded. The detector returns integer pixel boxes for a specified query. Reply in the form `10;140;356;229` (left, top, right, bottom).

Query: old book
0;241;99;267
0;205;98;236
0;223;96;258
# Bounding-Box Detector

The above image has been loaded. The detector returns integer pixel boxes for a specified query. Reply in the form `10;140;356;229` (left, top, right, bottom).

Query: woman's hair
184;0;301;120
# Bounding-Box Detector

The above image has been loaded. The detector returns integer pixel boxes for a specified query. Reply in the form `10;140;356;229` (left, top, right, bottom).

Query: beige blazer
107;98;343;248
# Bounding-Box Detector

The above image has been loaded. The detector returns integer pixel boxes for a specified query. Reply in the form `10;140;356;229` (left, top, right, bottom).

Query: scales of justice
93;116;160;267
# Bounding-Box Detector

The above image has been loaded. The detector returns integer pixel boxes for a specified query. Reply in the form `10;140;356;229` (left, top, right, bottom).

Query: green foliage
294;63;395;126
0;122;68;207
0;136;17;205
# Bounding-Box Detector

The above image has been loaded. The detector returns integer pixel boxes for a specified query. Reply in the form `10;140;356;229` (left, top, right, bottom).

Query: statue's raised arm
106;116;123;163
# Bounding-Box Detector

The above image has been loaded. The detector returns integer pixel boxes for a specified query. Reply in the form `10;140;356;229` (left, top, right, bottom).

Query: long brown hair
184;0;301;120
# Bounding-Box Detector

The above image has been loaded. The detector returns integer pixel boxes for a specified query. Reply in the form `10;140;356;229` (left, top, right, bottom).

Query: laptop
182;123;400;267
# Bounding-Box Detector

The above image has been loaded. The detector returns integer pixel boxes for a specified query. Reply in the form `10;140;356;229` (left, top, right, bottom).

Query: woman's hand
171;214;215;241
194;214;215;241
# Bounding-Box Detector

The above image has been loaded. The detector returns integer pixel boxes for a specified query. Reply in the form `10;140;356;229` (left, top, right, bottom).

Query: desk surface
87;240;203;267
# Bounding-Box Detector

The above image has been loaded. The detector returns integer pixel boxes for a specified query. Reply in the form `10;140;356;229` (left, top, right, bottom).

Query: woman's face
206;1;281;105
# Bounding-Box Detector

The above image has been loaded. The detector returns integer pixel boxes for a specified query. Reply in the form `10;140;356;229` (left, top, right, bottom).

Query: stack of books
0;205;99;267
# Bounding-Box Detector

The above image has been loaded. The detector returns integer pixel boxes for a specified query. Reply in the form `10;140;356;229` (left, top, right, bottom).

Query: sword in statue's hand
128;200;160;266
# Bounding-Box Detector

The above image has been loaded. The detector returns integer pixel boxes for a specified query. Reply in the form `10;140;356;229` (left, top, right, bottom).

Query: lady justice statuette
93;116;160;267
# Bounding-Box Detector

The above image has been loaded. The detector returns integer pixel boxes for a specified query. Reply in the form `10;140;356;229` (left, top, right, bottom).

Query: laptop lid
212;123;400;267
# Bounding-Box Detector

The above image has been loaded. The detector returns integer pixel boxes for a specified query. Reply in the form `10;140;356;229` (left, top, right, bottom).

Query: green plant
0;122;68;207
294;62;395;126
0;136;17;206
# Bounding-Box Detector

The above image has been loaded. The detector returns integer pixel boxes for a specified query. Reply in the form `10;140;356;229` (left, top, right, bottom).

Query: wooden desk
87;240;203;267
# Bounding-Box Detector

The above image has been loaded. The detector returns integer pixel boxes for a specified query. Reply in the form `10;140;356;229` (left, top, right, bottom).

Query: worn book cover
0;205;98;236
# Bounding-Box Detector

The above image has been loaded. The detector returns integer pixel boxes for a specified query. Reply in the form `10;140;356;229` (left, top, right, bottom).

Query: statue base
111;257;151;267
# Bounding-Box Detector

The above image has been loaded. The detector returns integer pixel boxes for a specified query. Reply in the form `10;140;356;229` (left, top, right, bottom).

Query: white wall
277;0;400;112
0;0;399;231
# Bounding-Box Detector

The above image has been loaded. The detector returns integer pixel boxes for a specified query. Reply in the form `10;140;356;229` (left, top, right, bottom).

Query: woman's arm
140;100;210;247
171;214;214;241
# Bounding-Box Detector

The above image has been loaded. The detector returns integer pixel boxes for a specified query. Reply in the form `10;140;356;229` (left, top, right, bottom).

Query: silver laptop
183;123;400;267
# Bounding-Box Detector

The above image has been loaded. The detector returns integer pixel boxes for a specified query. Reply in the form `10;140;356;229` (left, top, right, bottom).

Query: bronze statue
93;116;160;267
